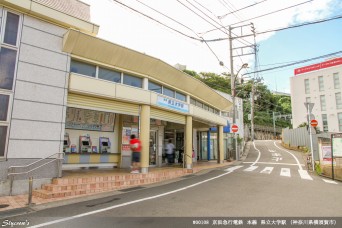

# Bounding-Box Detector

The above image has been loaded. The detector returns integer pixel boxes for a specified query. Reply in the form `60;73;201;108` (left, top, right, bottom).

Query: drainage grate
0;204;9;209
119;186;145;192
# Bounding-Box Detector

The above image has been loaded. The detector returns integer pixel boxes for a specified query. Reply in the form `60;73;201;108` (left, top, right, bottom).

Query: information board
66;107;115;132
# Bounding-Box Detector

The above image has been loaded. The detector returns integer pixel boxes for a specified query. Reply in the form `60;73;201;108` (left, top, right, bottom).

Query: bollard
27;177;33;206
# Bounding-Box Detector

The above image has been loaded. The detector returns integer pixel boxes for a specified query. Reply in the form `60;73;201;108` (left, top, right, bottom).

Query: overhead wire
202;0;315;34
218;0;268;19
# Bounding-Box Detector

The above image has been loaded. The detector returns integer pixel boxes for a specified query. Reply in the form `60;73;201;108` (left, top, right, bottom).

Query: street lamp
231;63;248;160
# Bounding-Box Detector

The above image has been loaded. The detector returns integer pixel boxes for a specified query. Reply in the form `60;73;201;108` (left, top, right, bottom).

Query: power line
202;0;314;34
202;14;342;42
218;0;268;19
242;50;342;75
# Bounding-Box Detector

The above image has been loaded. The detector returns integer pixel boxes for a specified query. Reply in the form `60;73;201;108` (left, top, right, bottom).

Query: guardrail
7;152;64;197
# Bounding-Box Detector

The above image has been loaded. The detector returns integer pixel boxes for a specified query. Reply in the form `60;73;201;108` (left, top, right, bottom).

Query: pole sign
231;124;238;133
310;119;318;127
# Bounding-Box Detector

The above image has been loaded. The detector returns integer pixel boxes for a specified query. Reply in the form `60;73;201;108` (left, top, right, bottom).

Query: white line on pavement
243;162;301;166
260;167;274;174
298;170;313;180
251;141;261;167
280;168;291;177
322;179;338;184
244;166;258;172
224;165;243;172
273;142;303;170
28;171;233;228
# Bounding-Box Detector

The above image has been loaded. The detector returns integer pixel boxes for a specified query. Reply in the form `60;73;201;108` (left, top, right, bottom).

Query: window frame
318;76;324;92
338;113;342;132
148;81;162;94
162;86;175;98
1;10;21;48
322;114;328;132
304;79;310;94
320;95;326;111
336;92;342;109
123;73;143;88
334;73;340;89
70;59;97;78
98;66;121;83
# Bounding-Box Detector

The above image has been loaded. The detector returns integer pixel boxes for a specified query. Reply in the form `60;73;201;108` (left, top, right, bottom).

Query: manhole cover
0;204;9;208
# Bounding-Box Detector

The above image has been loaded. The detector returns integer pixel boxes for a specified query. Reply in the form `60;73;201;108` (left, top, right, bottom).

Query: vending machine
79;135;91;153
63;134;70;153
99;137;110;153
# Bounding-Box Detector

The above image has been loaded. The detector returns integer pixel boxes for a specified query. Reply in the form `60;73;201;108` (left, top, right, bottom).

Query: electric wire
202;0;314;34
218;0;268;19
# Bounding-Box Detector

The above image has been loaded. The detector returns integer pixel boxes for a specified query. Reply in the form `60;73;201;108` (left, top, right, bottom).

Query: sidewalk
0;161;234;214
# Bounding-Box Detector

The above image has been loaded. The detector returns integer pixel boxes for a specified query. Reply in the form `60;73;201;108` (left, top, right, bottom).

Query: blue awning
209;121;231;133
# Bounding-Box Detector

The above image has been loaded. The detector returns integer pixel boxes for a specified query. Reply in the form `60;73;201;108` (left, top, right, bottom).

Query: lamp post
231;63;248;160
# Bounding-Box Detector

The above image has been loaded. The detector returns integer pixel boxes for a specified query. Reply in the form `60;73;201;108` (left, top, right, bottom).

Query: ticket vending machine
79;135;91;153
63;134;70;153
99;137;110;153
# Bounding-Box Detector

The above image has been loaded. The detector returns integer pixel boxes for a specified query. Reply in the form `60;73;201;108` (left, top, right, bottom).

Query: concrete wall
1;12;68;187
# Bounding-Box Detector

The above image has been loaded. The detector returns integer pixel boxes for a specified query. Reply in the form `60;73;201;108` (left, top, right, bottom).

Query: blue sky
83;0;342;94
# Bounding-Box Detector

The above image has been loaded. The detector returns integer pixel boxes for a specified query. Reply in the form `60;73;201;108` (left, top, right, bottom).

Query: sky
81;0;342;93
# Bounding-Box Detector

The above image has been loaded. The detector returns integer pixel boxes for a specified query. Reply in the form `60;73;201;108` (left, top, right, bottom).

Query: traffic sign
310;119;318;127
231;124;238;133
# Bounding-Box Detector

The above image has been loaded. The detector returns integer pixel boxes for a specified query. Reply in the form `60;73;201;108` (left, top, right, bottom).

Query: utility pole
273;111;276;139
251;23;257;141
229;24;255;160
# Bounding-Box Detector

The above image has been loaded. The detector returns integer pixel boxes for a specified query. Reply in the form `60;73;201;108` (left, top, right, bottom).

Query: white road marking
244;166;258;172
269;149;275;152
272;157;280;162
273;142;303;170
260;167;274;174
322;179;338;184
224;165;243;172
243;161;300;166
279;158;283;161
280;168;291;177
298;170;313;180
29;171;234;228
251;142;261;167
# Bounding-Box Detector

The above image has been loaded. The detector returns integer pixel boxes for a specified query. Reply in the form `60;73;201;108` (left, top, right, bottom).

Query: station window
320;95;326;111
123;74;142;88
203;104;209;111
3;12;20;46
163;87;175;98
318;76;324;92
336;92;342;109
175;91;186;102
304;79;310;94
0;126;7;157
334;73;340;89
98;67;121;83
190;97;196;105
148;81;162;94
339;113;342;132
0;47;17;90
0;95;9;121
322;114;328;132
70;60;96;77
196;100;203;108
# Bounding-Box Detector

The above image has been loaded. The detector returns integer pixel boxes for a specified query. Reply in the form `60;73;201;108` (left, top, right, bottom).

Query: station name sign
157;96;189;113
294;58;342;75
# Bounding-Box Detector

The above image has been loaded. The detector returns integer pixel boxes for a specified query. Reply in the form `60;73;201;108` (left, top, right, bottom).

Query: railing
7;152;64;196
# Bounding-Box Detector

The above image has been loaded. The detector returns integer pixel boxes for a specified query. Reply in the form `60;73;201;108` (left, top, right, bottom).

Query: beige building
290;58;342;132
0;0;234;195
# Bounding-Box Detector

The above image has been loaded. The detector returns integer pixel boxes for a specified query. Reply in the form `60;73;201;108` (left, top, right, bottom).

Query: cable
202;14;342;42
176;0;228;35
218;0;268;19
242;50;342;75
203;0;314;34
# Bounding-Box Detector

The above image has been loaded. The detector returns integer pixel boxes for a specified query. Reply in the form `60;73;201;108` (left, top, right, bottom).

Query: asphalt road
1;140;341;228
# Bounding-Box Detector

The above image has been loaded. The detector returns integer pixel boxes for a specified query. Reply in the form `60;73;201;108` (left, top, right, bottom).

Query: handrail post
9;167;14;196
27;177;34;206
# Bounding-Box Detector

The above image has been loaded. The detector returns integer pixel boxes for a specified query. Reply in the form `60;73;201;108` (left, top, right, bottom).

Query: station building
0;0;235;195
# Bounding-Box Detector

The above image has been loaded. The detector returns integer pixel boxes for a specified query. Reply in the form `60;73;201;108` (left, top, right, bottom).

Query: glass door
149;130;157;166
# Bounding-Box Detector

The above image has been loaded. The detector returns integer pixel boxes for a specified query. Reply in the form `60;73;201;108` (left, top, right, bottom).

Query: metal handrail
7;152;64;196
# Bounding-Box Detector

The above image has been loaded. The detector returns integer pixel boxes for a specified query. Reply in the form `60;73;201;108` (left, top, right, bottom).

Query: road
1;140;341;228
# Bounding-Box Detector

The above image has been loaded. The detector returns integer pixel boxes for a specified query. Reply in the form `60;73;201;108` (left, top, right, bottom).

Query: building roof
34;0;91;21
63;29;233;112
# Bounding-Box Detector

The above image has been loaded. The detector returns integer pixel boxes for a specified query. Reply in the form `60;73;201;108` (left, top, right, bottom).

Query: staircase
33;169;194;199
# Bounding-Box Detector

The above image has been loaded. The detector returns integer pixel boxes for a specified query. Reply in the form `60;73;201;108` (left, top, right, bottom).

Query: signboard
332;133;342;157
231;124;238;133
310;119;318;127
157;96;189;113
66;107;115;132
295;58;342;75
321;146;332;164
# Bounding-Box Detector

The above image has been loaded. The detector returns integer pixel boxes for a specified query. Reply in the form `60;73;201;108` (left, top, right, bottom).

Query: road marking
224;165;243;172
272;153;281;157
260;167;274;174
280;168;291;177
298;170;313;180
250;141;261;166
279;158;283;161
244;166;258;172
322;179;338;184
273;142;303;170
243;161;300;166
272;157;280;162
269;149;275;152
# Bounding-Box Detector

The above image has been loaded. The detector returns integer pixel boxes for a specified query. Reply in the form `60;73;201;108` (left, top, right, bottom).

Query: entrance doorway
149;130;158;166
